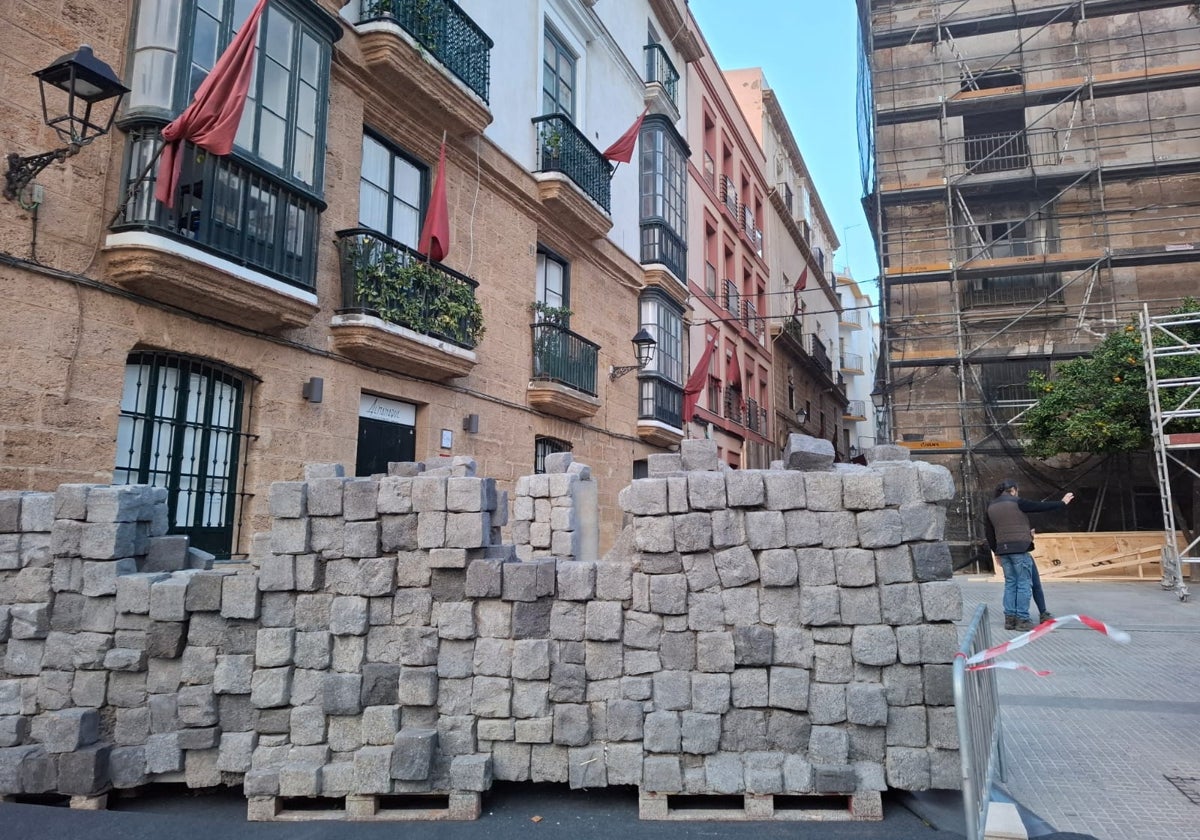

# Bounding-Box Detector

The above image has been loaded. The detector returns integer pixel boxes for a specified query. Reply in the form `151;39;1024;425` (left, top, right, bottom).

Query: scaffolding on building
858;0;1200;559
1140;304;1200;601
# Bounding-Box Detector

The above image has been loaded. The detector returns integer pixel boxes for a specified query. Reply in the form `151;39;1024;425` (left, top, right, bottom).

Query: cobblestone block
840;587;882;624
919;581;962;621
56;744;111;795
782;510;821;547
916;461;956;502
913;542;953;582
685;472;725;512
648;573;687;615
221;574;260;619
852;626;898;666
732;626;773;666
818;512;859;548
584;600;622;641
635;516;674;553
782;434;835;471
834;548;876;587
330;595;369;636
768;667;810;711
881;582;924;625
885;747;930;790
857;510;904;548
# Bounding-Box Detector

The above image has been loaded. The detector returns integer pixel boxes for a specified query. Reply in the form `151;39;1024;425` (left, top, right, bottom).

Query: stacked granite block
1;441;962;810
0;484;218;796
509;452;591;562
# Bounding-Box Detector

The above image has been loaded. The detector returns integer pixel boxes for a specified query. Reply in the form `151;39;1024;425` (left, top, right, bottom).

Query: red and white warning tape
960;614;1131;677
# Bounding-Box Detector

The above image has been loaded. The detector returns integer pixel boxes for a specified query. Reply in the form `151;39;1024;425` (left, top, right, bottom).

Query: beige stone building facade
0;0;702;558
860;0;1200;557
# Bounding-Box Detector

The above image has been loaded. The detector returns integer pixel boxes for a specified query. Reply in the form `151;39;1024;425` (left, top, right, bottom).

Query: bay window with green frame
638;289;684;429
114;0;341;289
639;114;689;282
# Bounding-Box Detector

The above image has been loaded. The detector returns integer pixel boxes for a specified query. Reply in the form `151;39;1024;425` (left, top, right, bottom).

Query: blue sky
690;0;878;295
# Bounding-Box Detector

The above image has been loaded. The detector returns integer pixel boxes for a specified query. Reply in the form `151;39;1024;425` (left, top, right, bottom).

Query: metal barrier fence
954;603;1005;840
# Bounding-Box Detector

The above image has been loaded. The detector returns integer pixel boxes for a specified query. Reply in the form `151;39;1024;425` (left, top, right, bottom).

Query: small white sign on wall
359;394;416;426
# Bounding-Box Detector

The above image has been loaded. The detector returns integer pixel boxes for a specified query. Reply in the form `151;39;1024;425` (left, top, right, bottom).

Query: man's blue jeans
999;552;1034;621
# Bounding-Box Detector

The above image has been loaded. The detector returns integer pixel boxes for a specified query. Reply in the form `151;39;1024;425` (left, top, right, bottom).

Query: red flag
155;0;268;208
602;108;649;164
682;333;719;424
418;140;450;262
792;266;808;314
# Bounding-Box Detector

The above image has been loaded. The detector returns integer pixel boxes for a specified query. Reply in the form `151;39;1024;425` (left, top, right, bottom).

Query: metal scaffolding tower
1140;305;1200;600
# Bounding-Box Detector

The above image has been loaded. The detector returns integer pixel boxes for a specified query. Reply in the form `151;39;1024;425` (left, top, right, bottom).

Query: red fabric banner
418;140;450;263
155;0;268;208
602;108;649;164
682;333;718;424
792;266;808;314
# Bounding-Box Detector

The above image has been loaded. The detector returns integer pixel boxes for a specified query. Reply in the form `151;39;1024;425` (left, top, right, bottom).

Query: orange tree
1022;299;1200;458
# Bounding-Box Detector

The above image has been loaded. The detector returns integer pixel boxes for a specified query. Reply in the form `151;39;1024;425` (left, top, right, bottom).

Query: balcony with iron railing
643;43;680;118
839;308;864;329
355;0;493;135
723;388;744;426
527;321;601;420
745;397;768;437
105;127;321;333
331;228;481;379
638;376;684;447
721;175;739;218
723;279;740;317
744;300;766;343
843;400;867;421
532;114;613;237
840;352;864;374
641;222;686;284
961;275;1066;310
804;332;833;376
951;127;1059;176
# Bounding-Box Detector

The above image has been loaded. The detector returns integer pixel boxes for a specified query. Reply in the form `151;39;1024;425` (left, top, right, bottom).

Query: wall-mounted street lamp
4;45;129;203
795;407;810;426
609;328;657;381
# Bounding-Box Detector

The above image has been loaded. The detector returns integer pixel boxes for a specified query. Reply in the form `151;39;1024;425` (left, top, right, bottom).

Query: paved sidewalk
957;577;1200;840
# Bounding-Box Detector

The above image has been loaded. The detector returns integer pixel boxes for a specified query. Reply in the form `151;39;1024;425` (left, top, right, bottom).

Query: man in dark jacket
985;480;1074;631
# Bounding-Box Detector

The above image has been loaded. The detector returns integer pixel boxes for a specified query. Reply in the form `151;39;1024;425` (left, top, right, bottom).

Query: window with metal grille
114;352;253;559
534;436;572;474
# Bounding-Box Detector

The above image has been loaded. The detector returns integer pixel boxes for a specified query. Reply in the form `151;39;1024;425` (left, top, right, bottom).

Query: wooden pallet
0;793;108;810
247;792;481;822
1033;531;1184;581
637;790;883;822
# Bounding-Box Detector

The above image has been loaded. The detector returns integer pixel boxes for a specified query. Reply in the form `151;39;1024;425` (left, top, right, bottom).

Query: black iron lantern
5;45;129;202
610;327;658;380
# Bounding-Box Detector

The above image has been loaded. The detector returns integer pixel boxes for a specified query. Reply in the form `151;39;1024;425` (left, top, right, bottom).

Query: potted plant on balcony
351;248;484;348
530;301;572;379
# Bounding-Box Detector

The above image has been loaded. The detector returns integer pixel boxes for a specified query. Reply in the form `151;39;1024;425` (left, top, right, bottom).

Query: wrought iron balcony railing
359;0;493;102
644;43;679;108
114;126;320;289
844;399;867;419
641;221;686;282
804;332;832;374
530;321;600;396
723;279;740;317
335;228;482;349
721;175;738;218
744;301;765;342
961;275;1065;309
955;127;1058;175
533;114;612;212
746;397;769;436
640;376;683;428
841;352;864;372
723;388;744;425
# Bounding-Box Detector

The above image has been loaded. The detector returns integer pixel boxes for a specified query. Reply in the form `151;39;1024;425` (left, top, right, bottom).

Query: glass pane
392;202;419;247
137;0;181;49
262;60;290;116
360;182;388;231
293;130;314;183
265;9;294;62
258;112;286;167
198;0;221;20
296;85;317;132
192;14;220;72
393;157;421;203
300;34;320;85
361;135;389;188
131;49;177;111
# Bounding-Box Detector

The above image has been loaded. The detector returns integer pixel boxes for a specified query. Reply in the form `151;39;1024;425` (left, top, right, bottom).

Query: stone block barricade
0;438;962;821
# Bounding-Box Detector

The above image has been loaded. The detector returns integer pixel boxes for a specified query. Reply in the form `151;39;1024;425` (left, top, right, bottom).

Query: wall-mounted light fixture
302;377;324;403
609;328;657;381
462;413;479;434
795;407;810;426
4;45;129;204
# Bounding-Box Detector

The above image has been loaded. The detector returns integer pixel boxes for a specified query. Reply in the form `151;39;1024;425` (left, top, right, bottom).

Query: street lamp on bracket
4;45;129;204
609;328;657;381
